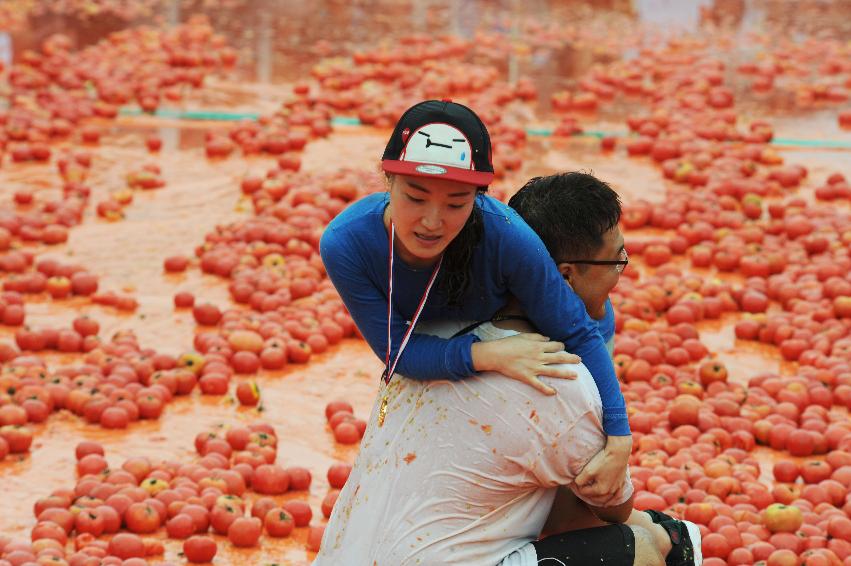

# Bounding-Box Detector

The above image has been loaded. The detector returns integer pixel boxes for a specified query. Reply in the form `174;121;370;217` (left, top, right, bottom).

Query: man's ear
557;262;576;287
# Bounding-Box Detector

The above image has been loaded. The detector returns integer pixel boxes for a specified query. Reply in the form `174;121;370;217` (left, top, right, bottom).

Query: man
313;172;701;566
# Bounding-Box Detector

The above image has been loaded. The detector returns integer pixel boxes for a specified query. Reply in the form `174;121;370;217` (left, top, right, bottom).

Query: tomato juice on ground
2;1;851;564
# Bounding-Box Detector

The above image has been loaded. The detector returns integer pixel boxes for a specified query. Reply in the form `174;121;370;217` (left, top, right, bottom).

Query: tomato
173;291;195;308
74;509;105;536
163;256;189;272
31;520;68;545
259;346;287;369
228;330;264;353
281;500;312;527
228;516;262;547
183;535;217;563
95;504;121;534
179;503;210;533
643;244;673;267
124;502;161;533
99;406;129;429
199;374;229;395
253;465;290;495
264;508;295;538
72;316;100;337
321;490;340;518
325;400;354;421
76;453;108;476
286;340;312;363
166;513;195;539
231;351;260;374
307;524;325;552
327;463;352;489
333;421;361;444
286;467;312;491
192;303;222;326
70;272;98;296
108;533;145;559
210;503;240;535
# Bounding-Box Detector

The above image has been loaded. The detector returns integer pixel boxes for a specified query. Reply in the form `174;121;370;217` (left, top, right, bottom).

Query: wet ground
1;0;850;564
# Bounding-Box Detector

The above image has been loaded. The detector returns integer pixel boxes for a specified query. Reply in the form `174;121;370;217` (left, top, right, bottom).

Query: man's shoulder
472;323;603;410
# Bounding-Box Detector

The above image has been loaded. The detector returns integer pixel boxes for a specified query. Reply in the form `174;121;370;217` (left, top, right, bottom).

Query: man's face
560;226;625;320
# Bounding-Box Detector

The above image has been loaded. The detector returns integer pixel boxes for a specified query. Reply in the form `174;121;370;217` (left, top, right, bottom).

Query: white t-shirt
313;322;632;566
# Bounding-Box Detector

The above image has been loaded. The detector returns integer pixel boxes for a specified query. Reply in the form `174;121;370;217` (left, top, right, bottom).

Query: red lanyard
383;222;442;385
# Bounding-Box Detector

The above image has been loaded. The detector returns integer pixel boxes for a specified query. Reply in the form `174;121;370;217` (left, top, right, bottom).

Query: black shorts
532;523;636;566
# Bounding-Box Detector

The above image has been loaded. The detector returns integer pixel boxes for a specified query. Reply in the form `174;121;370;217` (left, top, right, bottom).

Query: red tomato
108;533;146;559
192;303;222;326
321;490;340;518
183;535;217;563
307;524;325;552
163;256;189;272
281;500;312;527
327;463;352;489
286;467;312;491
173;291;195;308
124;502;161;533
333;422;360;445
325;400;354;421
264;508;295;538
228;516;262;547
253;465;290;495
166;514;195;539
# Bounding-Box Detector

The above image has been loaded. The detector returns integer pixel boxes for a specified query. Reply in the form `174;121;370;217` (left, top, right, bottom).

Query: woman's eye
448;203;466;209
406;194;424;203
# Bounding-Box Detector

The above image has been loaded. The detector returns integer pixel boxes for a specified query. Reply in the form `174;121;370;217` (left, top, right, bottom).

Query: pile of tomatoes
1;420;345;563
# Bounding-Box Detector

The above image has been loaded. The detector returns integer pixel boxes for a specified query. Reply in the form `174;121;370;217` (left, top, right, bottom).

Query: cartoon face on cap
399;123;473;173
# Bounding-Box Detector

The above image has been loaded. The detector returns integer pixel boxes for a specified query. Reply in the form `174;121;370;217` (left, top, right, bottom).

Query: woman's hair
438;186;487;305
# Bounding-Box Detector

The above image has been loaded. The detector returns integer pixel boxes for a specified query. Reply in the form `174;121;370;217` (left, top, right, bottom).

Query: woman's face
386;175;479;267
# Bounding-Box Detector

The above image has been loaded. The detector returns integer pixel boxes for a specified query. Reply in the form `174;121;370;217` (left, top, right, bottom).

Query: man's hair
508;172;621;266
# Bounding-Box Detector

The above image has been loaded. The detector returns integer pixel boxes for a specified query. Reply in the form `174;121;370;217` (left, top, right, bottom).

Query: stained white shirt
313;322;632;566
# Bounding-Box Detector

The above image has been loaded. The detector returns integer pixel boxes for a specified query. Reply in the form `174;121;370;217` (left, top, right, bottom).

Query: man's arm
542;486;634;537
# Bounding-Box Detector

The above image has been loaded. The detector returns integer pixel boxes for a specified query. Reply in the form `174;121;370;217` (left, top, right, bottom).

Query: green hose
117;107;851;149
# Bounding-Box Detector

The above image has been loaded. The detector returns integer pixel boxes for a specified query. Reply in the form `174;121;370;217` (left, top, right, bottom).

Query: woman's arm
321;224;580;390
501;220;630;436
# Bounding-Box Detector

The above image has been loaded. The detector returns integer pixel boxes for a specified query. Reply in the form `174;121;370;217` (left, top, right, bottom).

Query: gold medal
378;393;389;427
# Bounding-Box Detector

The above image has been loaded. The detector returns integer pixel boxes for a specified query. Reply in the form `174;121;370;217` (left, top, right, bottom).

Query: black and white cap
381;99;494;186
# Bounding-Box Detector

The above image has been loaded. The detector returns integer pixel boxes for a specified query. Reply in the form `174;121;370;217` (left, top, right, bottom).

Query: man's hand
574;435;632;505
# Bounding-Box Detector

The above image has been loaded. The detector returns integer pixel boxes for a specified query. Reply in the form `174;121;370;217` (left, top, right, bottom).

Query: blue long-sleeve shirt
319;192;629;436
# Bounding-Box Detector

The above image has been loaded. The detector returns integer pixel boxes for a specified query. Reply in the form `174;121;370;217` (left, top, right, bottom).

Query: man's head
508;172;625;320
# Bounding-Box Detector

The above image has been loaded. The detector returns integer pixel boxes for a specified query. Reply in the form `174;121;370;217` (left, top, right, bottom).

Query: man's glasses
563;248;629;273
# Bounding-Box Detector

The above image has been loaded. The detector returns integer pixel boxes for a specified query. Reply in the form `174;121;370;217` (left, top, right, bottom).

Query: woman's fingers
549;351;581;365
518;332;548;342
526;376;557;396
540;340;565;353
538;365;577;380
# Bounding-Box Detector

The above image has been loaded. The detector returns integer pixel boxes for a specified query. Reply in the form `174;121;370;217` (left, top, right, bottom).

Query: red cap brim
382;159;494;186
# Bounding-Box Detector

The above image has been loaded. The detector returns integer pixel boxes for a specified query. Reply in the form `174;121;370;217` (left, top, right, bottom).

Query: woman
319;100;631;494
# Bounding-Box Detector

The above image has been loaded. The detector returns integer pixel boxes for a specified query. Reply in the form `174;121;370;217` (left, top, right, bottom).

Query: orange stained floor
2;118;846;564
1;1;851;564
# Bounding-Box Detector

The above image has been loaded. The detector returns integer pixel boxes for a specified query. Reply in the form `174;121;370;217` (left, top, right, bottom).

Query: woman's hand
574;435;633;504
471;333;581;395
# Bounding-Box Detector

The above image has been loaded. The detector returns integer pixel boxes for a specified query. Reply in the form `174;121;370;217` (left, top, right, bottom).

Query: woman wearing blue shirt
320;100;631;497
